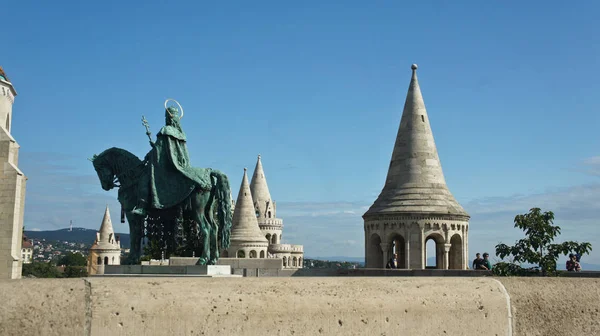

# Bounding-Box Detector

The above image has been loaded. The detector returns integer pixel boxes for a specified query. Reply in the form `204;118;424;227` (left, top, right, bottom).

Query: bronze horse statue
90;102;232;265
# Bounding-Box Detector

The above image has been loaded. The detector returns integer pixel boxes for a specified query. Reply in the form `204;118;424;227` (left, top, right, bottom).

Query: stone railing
257;218;283;228
269;244;303;253
1;277;599;335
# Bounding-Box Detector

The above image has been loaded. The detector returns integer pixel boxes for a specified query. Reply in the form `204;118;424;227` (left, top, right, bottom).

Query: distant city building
87;206;121;275
0;66;27;279
21;235;32;264
224;155;304;269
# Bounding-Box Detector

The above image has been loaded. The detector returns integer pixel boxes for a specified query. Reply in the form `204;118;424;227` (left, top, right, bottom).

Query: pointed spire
230;168;269;243
98;206;115;242
250;154;274;218
365;64;468;217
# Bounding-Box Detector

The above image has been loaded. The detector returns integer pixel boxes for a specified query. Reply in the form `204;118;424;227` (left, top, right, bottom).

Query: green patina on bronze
90;103;232;265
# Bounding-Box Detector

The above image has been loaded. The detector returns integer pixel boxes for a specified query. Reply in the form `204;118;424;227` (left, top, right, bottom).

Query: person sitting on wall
386;253;399;269
472;253;484;270
480;253;492;271
566;253;581;272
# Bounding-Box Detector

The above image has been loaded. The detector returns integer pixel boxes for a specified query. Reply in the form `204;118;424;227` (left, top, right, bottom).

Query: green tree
58;252;87;267
143;240;164;260
63;266;88;278
22;261;62;278
494;207;592;276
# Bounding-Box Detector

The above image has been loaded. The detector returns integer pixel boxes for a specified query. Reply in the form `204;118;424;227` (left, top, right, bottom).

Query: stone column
380;243;390;268
465;227;469;270
461;226;467;269
420;226;425;269
444;243;452;270
404;239;410;269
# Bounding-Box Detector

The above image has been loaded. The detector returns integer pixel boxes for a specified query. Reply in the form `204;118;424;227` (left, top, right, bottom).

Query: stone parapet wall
1;277;599;336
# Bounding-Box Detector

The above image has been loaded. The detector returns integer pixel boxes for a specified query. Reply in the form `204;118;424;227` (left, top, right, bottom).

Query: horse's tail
211;171;233;250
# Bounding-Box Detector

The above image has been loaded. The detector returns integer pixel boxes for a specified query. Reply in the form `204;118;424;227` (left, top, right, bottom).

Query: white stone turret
250;155;283;245
363;64;470;270
226;168;269;258
0;67;16;133
88;206;121;275
0;66;27;279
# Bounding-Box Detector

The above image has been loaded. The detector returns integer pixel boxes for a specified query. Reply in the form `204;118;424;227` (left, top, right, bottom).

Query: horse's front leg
125;213;144;264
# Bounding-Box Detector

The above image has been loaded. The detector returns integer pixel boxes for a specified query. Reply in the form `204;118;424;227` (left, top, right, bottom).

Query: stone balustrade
257;218;283;228
268;244;303;253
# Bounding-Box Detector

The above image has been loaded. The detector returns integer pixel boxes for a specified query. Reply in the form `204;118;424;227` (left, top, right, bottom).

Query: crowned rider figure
132;100;210;216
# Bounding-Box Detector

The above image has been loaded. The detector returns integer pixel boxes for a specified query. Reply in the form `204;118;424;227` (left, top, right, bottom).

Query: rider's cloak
146;107;211;209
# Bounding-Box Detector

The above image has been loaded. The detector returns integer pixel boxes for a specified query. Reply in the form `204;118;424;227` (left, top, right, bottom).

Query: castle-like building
363;65;470;270
88;206;122;275
226;155;304;268
0;67;27;279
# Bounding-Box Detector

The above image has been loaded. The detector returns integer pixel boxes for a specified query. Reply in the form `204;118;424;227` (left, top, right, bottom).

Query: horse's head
89;152;116;191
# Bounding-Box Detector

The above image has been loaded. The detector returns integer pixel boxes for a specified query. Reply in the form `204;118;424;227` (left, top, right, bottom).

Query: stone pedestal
100;264;238;277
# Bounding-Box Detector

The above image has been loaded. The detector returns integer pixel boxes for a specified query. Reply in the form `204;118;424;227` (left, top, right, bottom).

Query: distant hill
25;228;131;248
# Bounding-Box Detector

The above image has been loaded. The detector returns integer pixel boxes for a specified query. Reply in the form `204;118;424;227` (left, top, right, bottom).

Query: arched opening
449;234;463;269
104;256;109;265
271;234;277;244
283;257;287;267
386;232;407;269
259;250;265;258
249;250;257;258
5;114;10;131
367;233;383;268
265;234;271;243
237;250;245;258
268;211;271;218
97;256;102;265
112;256;115;264
293;257;297;267
425;234;444;269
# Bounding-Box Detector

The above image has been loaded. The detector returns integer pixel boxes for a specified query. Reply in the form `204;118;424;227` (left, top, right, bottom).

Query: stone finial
258;154;261;159
243;167;247;172
411;64;418;70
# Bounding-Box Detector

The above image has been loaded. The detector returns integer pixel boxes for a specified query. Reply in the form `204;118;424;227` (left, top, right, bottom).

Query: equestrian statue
90;99;233;265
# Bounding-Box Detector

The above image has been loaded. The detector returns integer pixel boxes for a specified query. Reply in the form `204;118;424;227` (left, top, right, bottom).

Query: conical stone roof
92;206;120;250
98;206;115;242
230;168;269;243
364;64;469;218
250;154;274;218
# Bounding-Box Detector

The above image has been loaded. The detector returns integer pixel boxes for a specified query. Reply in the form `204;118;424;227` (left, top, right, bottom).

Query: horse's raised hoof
209;258;218;265
195;258;208;266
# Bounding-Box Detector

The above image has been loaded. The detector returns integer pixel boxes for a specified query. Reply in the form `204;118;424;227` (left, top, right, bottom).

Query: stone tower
250;155;283;245
249;155;303;267
363;64;470;270
0;67;27;279
226;168;269;258
88;206;121;275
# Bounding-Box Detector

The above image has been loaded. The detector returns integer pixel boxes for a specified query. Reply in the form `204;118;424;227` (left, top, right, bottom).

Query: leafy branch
494;207;592;276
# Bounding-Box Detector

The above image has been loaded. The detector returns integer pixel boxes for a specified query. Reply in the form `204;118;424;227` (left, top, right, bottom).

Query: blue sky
4;1;600;263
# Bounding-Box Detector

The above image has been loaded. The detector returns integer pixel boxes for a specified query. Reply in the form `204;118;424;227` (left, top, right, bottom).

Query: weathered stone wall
0;126;26;280
1;277;599;336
